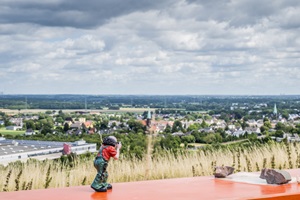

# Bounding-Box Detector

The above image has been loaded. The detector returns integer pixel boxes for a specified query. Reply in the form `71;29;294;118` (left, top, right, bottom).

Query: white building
0;138;97;165
6;126;22;131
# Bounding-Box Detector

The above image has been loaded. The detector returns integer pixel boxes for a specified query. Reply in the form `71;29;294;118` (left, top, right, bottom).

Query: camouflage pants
91;157;109;189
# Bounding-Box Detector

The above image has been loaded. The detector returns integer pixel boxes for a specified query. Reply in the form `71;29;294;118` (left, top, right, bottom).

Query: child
91;136;122;192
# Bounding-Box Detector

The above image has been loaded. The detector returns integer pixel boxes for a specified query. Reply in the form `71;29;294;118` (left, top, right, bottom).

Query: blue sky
0;0;300;95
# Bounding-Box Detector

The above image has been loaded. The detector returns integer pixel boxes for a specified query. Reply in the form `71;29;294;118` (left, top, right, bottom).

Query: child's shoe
107;184;112;190
91;185;107;192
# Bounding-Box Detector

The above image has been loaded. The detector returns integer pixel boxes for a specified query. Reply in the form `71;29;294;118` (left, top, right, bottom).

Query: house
225;130;233;135
70;122;82;130
199;127;214;133
78;118;86;123
256;120;264;128
83;121;94;129
172;131;185;136
195;119;203;124
6;126;22;131
244;127;261;134
87;128;95;134
185;130;194;135
99;129;115;134
153;121;173;133
181;120;194;129
289;114;299;121
25;129;36;136
227;125;236;130
232;130;245;137
23;116;39;120
215;120;226;129
66;129;82;135
0;120;4;126
205;119;214;126
63;121;73;127
157;124;167;132
247;120;257;127
9;118;23;126
108;120;121;128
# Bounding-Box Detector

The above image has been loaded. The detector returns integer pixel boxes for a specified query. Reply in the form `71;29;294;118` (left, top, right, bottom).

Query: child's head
103;136;118;146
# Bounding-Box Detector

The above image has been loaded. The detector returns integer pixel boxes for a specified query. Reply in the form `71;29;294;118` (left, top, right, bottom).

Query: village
1;101;300;145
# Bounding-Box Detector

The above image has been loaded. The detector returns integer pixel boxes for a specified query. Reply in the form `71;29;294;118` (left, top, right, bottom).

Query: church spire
146;108;151;127
273;103;277;116
147;109;151;119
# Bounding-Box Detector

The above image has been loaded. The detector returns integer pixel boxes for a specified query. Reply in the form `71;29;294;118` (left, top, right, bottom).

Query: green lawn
188;143;207;147
0;128;24;136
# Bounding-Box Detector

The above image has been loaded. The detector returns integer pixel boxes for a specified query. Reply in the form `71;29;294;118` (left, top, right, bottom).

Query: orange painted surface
1;169;300;200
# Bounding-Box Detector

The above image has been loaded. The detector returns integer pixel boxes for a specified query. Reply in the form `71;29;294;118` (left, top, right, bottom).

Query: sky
0;0;300;95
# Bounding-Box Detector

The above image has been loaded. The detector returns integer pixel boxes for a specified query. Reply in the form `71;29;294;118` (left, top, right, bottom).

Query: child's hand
117;142;122;149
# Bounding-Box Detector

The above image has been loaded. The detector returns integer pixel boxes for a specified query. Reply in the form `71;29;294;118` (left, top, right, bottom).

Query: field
0;141;299;192
0;128;24;136
0;108;155;115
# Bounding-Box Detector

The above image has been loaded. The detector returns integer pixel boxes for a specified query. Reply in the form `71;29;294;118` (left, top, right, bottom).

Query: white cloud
0;0;300;95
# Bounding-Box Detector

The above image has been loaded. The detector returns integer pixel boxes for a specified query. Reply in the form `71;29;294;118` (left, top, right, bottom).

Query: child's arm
113;142;122;160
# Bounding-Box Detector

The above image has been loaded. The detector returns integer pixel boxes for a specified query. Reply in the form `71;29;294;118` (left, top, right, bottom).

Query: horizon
1;93;300;97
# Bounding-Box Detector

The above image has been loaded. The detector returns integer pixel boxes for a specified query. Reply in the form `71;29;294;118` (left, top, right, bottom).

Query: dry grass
1;141;299;192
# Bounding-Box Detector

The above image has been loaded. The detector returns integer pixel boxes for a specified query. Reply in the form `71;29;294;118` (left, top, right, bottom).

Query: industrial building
0;137;97;165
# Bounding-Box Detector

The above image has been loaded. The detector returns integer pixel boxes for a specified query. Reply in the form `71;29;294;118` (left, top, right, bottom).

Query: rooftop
0;139;63;157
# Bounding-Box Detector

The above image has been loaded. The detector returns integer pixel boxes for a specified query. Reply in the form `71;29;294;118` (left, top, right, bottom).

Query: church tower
146;109;151;127
273;103;278;117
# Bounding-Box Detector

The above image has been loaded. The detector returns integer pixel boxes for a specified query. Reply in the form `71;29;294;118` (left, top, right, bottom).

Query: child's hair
103;136;118;146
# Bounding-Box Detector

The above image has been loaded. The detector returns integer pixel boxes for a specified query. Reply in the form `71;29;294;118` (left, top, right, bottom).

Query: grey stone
214;166;235;178
260;168;291;185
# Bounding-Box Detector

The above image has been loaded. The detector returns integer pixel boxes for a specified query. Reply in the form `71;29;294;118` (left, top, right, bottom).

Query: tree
263;117;269;122
100;119;109;129
187;123;201;131
200;120;208;128
260;125;269;134
164;124;171;133
41;122;54;135
127;119;145;133
172;120;183;133
203;133;216;144
214;133;223;143
263;121;272;129
55;117;64;124
45;110;52;115
281;110;289;119
63;123;70;132
55;126;63;133
275;122;285;131
181;135;195;143
233;110;244;119
241;120;248;129
274;130;284;138
25;120;36;130
159;134;181;149
191;131;206;143
111;122;117;128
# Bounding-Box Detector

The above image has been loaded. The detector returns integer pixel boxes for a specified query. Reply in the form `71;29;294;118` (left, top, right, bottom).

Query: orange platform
1;169;300;200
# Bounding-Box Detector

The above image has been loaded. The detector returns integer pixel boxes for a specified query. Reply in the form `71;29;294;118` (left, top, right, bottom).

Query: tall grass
1;141;299;192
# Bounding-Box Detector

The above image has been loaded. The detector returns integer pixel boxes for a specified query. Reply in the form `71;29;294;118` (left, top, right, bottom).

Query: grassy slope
0;128;24;136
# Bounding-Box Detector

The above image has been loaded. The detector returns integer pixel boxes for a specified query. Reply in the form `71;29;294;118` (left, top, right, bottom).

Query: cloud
0;0;300;95
0;0;174;28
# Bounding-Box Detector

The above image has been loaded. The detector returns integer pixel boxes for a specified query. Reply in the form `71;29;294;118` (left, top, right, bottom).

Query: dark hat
103;136;118;146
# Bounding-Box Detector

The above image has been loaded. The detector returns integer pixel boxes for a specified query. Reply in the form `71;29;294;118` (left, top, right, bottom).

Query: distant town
1;94;300;164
